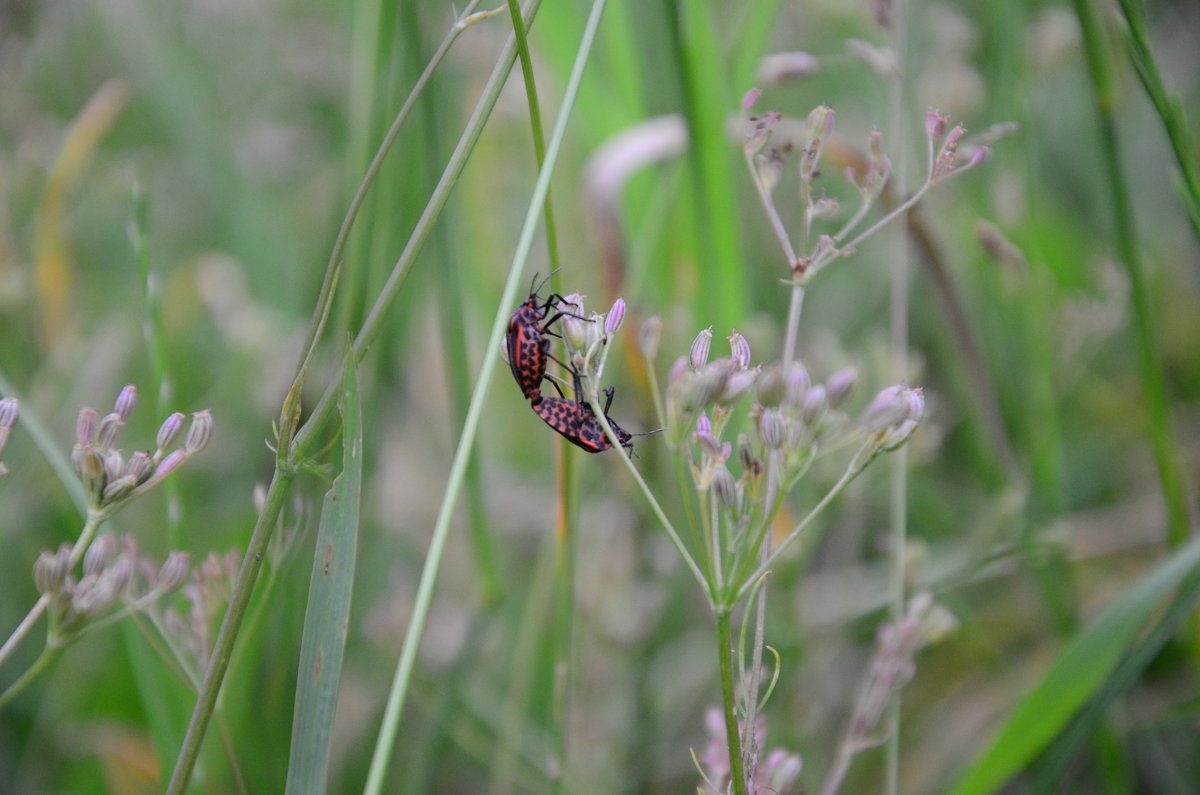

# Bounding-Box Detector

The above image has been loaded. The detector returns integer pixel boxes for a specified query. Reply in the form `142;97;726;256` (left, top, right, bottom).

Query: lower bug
531;388;635;454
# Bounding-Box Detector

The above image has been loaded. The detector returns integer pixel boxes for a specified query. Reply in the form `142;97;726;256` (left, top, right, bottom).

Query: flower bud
801;384;827;424
741;87;761;112
96;413;123;450
756;51;820;86
113;384;137;422
152;449;187;482
102;449;125;484
755;367;785;407
755;146;787;194
84;534;117;577
156;412;185;452
604;297;626;335
693;415;722;458
76;408;97;445
784;364;810;406
758;407;787;449
826;368;858;407
638;316;663;360
74;444;104;481
34;544;72;597
862;385;908;433
103;555;134;597
0;397;17;429
185;410;213;454
737;433;756;472
125;451;154;484
690;327;713;370
712;466;739;510
727;330;751;369
925;111;947;140
157;551;191;594
743;109;781;156
668;356;689;386
718;367;759;405
681;363;730;411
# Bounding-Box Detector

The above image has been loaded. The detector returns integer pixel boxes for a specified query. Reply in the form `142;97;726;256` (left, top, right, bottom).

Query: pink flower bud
76;408;97;445
157;551;191;594
925;111;946;140
185;410;213;454
863;385;908;432
0;397;17;428
741;87;761;112
966;146;989;169
96;413;123;449
727;330;751;369
156;412;185;452
826;368;858;407
84;534;117;577
605;297;626;335
113;385;137;421
690;327;713;370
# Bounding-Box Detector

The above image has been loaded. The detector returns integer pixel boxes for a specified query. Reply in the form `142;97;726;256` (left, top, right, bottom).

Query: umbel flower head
71;385;212;517
34;534;191;646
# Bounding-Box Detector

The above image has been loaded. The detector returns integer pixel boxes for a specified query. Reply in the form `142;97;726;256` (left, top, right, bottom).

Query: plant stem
0;645;64;710
715;607;749;795
1072;0;1191;545
738;446;870;601
165;466;297;795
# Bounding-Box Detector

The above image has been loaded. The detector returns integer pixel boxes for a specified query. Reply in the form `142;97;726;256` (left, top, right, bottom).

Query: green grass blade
285;350;362;795
947;537;1200;795
361;1;605;791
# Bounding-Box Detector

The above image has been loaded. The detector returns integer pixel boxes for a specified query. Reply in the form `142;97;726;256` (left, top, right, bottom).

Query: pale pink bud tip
76;408;97;445
925;111;946;139
84;535;117;577
945;125;965;149
157;412;185;452
114;385;137;421
727;330;751;369
605;297;626;335
154;449;188;480
185;410;213;454
690;327;713;370
967;146;989;168
0;397;17;428
157;551;191;593
863;385;907;432
742;87;761;112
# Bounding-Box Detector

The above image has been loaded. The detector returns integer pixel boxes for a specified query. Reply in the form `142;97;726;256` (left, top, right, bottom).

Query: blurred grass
1;0;1198;793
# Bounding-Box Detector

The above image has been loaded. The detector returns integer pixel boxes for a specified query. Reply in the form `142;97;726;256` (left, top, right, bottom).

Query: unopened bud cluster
553;294;628;401
669;329;927;526
34;534;190;645
70;385;212;516
163;549;240;665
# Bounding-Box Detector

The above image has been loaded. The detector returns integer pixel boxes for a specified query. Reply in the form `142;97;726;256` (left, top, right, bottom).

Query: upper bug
505;271;588;406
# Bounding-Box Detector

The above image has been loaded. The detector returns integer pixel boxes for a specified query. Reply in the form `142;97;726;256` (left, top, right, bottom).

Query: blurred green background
1;0;1198;792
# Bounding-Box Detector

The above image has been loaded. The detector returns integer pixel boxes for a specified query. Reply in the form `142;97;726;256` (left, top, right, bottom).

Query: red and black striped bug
532;377;660;456
505;272;589;406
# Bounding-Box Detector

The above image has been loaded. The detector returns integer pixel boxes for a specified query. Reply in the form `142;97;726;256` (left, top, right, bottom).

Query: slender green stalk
362;3;607;791
737;446;871;602
165;466;296;795
1071;0;1191;546
715;608;749;795
282;3;498;454
884;2;911;791
1115;0;1200;244
0;645;64;710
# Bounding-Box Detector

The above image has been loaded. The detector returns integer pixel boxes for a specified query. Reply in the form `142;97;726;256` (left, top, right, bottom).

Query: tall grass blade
285;350;362;794
947;537;1200;795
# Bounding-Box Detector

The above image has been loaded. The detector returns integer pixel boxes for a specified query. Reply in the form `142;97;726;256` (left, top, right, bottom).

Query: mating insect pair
504;273;647;455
